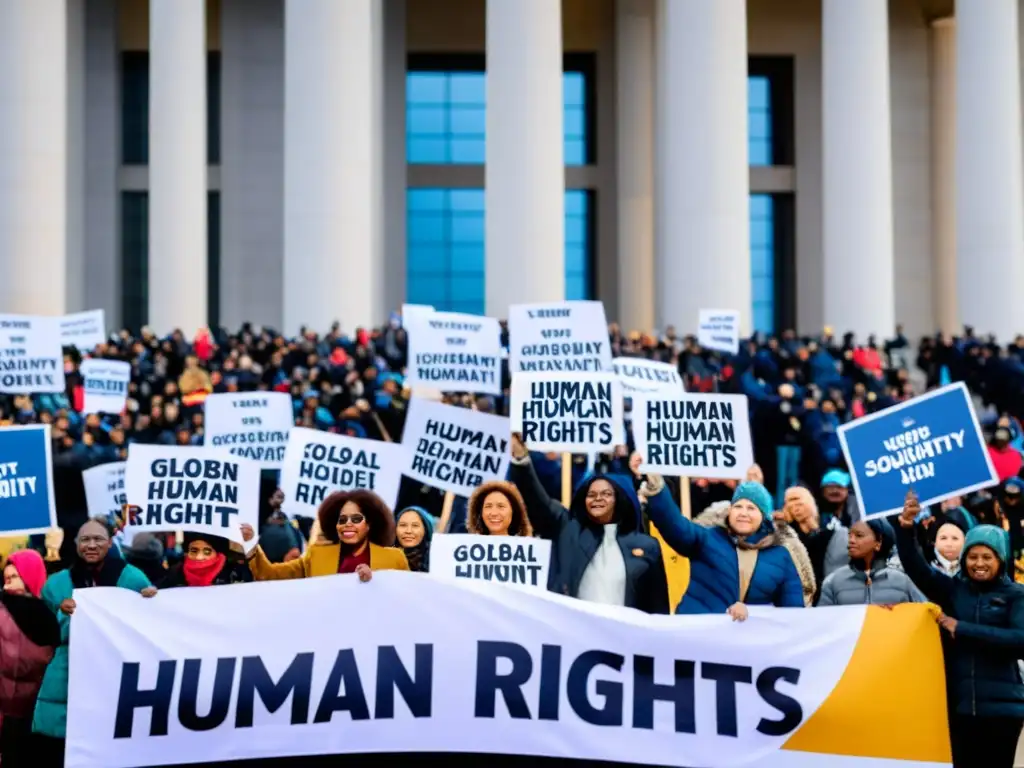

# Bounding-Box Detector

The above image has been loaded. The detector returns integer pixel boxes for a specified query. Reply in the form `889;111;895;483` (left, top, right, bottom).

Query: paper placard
203;391;293;469
613;357;685;396
633;394;753;479
697;309;741;355
405;310;502;395
429;534;550;589
508;300;613;373
401;399;510;497
0;315;65;394
61;309;107;351
510;371;623;453
81;359;131;415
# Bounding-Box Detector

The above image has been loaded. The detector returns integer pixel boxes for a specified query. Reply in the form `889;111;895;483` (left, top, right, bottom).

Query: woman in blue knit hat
632;454;805;619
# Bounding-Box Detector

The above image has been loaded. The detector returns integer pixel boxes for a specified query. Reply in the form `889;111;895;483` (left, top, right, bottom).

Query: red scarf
183;554;226;587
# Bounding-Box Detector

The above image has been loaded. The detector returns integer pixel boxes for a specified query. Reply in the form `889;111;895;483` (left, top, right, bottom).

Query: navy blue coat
896;523;1024;718
645;487;805;614
508;460;669;614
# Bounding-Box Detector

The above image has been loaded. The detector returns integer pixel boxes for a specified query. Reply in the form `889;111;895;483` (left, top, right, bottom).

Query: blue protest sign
0;425;56;535
838;382;998;520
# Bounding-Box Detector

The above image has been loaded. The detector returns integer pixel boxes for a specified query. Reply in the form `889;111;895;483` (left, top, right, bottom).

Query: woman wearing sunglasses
240;489;408;582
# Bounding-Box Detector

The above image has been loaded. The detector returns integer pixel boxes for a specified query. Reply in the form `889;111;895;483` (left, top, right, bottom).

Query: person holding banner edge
508;434;668;613
633;453;806;617
897;489;1024;768
241;489;409;581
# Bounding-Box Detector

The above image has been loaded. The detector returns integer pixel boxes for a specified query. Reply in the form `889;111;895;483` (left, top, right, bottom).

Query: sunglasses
337;514;365;525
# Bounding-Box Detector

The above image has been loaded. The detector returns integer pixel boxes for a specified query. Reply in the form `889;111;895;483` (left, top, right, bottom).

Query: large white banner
429;534;550;589
61;309;107;351
279;428;406;517
508;301;613;373
401;398;510;497
510;371;623;453
65;574;951;768
123;445;260;545
405;310;502;395
203;391;293;469
0;314;65;394
80;359;131;415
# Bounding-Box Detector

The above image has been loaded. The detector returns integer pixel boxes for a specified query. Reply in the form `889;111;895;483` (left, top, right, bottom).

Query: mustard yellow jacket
247;541;409;580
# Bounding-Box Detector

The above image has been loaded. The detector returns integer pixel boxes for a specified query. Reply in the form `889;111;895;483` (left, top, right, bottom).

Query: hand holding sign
510;433;527;460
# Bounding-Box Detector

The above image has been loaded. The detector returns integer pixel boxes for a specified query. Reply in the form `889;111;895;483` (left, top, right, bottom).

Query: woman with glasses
240;489;408;581
31;518;155;765
159;533;253;588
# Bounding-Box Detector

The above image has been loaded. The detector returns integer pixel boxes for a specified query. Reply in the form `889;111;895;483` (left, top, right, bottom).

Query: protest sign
67;574;951;768
697;309;741;355
401;399;510;497
279;428;406;517
613;357;685;396
429;534;550;588
508;300;613;373
0;314;65;394
838;382;997;520
510;371;623;453
203;391;292;469
0;425;56;535
82;461;134;547
80;359;131;415
405;310;502;395
60;309;106;351
633;394;753;480
123;445;259;545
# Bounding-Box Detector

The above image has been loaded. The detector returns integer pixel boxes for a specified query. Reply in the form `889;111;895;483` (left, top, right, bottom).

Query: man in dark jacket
508;434;669;614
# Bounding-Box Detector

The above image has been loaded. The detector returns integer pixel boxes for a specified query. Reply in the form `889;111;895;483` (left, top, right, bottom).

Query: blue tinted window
748;75;772;166
407;71;589;165
750;194;775;334
406;189;592;311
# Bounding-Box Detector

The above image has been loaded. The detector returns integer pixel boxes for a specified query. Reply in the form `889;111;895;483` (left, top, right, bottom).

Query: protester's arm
247;544;309;580
118;564;153;593
507;436;568;540
894;490;953;605
643;482;707;558
952;594;1024;653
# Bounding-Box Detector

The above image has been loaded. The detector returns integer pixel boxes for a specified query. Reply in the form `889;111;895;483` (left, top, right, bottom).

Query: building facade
1;0;1018;342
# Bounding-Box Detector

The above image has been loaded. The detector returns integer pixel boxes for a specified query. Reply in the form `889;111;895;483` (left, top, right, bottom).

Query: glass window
748;75;773;166
749;194;775;334
406;70;590;166
406;189;592;312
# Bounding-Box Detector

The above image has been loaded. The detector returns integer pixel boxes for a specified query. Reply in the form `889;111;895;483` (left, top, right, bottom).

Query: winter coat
508;458;669;614
896;523;1024;718
0;594;58;728
32;559;151;738
817;560;925;606
247;541;409;580
645;487;806;614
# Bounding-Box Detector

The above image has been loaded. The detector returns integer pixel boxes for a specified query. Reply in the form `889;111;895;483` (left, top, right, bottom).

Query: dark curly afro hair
317;489;397;547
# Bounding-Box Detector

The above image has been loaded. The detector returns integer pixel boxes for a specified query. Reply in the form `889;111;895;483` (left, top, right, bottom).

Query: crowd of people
2;317;1024;767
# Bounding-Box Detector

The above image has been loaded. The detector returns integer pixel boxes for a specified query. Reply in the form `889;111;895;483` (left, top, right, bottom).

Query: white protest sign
61;310;106;351
279;428;406;517
698;309;741;355
80;359;131;415
401;399;510;497
508;300;613;373
633;394;753;480
82;461;134;547
123;445;260;546
510;371;623;453
405;310;502;395
0;315;65;394
203;392;293;469
429;534;550;589
613;357;685;396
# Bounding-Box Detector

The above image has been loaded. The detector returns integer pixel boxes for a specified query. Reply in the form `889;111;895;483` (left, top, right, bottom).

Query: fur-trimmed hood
467;481;534;537
696;501;817;607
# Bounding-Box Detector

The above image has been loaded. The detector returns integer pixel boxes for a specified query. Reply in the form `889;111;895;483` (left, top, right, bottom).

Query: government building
0;0;1013;341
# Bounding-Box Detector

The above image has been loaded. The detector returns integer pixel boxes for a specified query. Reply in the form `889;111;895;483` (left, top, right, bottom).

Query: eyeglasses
337;514;365;525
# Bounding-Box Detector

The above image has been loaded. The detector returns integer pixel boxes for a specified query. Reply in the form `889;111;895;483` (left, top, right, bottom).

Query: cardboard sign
510;371;623;453
613;357;685;396
405;310;502;395
61;309;107;351
81;359;131;415
0;425;56;535
508;301;613;373
697;309;740;355
633;394;753;479
0;314;65;394
429;534;551;589
203;391;293;469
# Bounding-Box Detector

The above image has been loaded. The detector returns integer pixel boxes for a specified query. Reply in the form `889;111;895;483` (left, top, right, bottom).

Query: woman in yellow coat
240;489;408;581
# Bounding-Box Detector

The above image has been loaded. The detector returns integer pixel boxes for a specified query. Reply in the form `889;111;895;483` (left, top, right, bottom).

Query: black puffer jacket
896;523;1024;717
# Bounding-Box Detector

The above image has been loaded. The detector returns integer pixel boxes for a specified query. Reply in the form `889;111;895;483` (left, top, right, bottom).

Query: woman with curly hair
240;489;408;582
467;481;534;538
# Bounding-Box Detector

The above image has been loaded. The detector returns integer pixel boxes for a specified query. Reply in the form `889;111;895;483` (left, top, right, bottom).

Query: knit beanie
7;549;47;598
731;482;774;521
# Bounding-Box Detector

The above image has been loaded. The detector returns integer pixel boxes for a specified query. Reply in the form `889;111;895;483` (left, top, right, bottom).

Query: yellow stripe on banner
650;524;689;611
783;603;951;763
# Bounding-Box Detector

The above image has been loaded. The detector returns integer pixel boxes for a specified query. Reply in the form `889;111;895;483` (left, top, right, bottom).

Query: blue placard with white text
838;382;998;520
0;424;57;535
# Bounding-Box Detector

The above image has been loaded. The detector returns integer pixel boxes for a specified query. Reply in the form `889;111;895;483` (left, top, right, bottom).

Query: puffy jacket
896;523;1024;717
0;595;57;726
508;457;669;614
645;485;806;614
818;561;925;606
